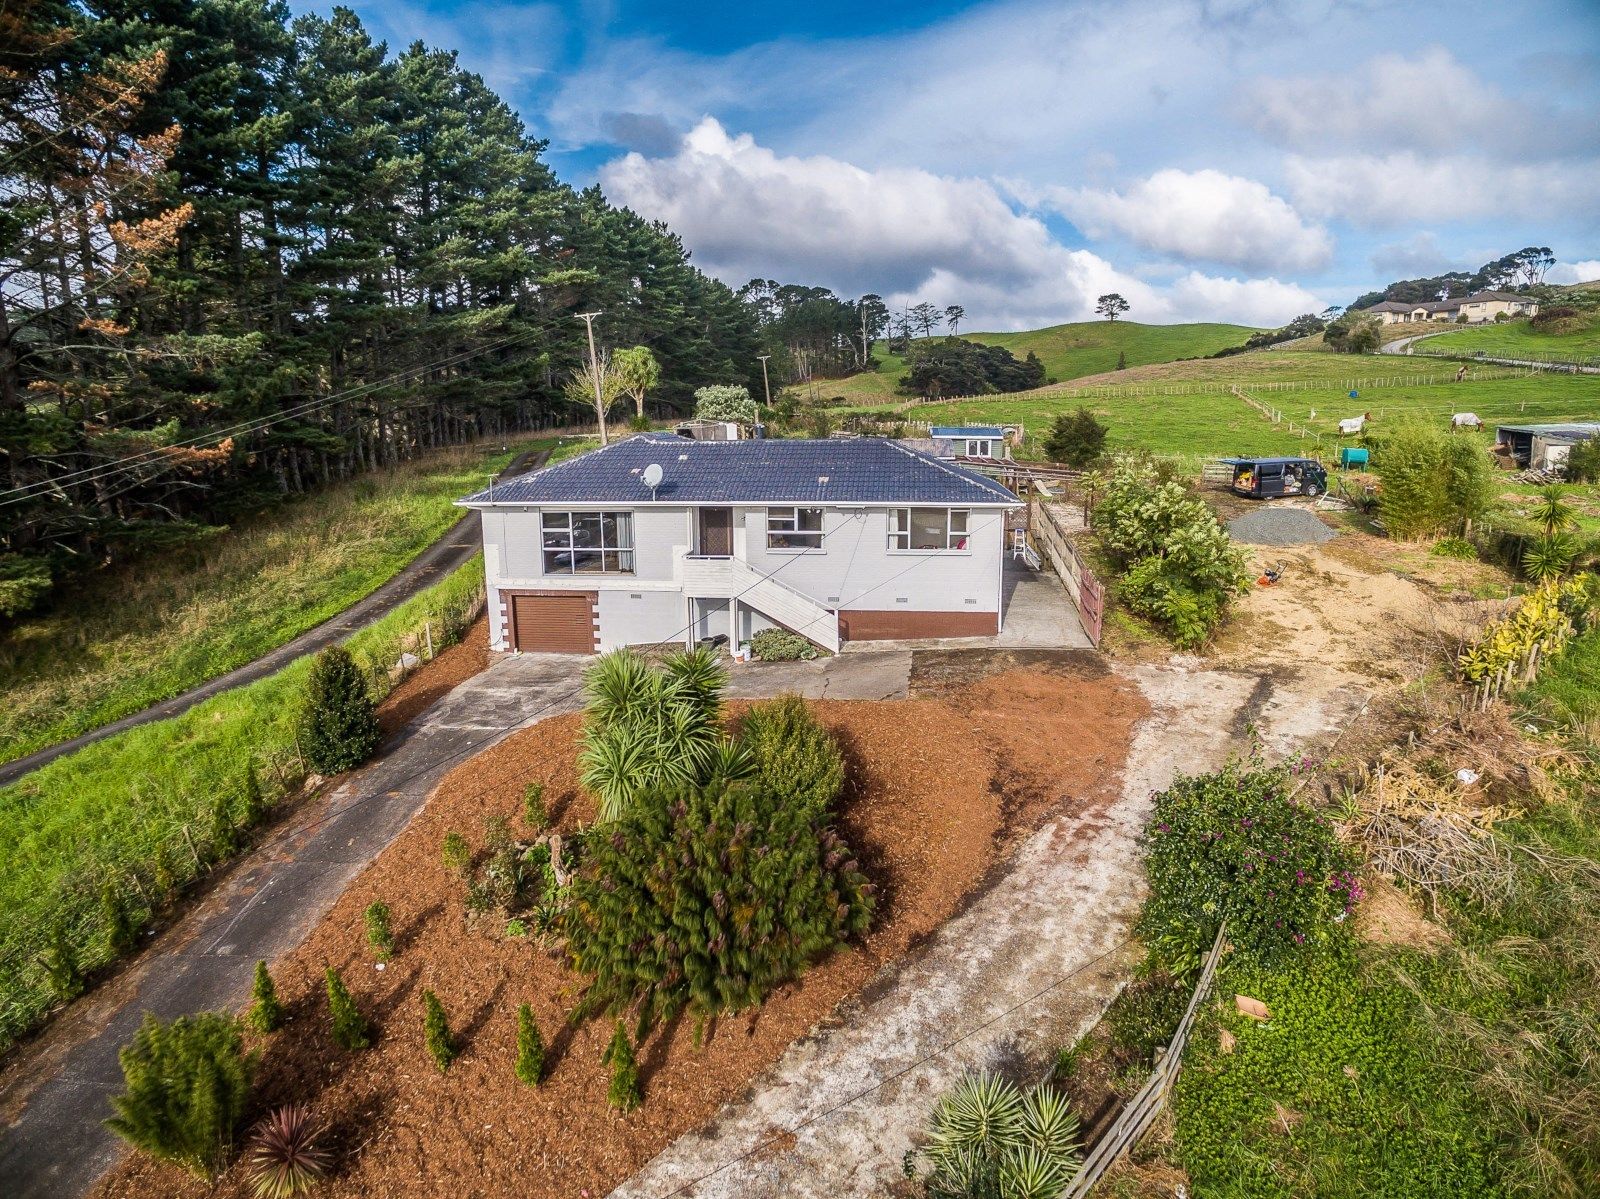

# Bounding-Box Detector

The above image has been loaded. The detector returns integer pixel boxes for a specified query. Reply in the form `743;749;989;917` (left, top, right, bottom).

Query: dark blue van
1222;456;1328;499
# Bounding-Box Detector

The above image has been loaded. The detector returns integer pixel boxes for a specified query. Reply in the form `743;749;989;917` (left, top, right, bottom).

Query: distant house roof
930;425;1005;438
1464;290;1528;303
1367;301;1413;313
457;434;1020;507
1417;299;1462;312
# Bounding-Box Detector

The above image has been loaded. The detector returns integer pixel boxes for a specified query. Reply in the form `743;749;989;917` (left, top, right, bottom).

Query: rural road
0;448;551;790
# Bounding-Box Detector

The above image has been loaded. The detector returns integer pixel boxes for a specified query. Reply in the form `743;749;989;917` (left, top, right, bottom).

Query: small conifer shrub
364;901;394;961
105;1011;252;1178
441;830;471;875
298;645;382;775
245;1104;329;1198
515;1003;544;1086
39;927;83;1002
101;879;138;956
246;961;285;1034
602;1020;640;1111
209;790;237;859
523;782;547;828
325;967;372;1050
422;988;456;1072
241;763;268;827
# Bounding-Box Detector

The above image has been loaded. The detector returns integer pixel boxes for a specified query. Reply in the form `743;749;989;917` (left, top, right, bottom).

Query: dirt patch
95;668;1145;1199
1355;876;1450;950
376;615;490;735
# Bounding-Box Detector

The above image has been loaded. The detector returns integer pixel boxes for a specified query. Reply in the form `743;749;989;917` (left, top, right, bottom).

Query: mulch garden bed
97;661;1146;1199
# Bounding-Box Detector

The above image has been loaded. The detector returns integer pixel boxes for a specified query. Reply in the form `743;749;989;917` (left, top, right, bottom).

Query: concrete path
0;448;551;789
841;562;1091;653
610;662;1365;1199
0;653;590;1199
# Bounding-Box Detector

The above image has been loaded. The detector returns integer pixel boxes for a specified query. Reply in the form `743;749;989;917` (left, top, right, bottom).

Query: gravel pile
1226;506;1337;545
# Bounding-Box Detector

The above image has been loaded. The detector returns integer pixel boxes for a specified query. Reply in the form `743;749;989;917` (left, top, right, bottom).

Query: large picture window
889;507;969;551
766;506;824;550
541;511;634;574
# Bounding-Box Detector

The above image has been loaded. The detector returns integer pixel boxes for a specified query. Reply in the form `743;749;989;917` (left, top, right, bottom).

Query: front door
698;507;733;557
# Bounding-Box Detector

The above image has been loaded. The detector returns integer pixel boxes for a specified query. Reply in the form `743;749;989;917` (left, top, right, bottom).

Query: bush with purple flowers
1140;757;1356;964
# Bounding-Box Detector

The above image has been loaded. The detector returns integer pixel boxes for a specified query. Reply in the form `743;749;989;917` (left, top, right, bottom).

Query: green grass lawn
894;372;1600;462
1414;317;1600;362
0;434;595;765
0;556;490;1052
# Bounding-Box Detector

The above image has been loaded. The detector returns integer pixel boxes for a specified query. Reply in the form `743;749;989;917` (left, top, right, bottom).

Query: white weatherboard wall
480;502;1007;651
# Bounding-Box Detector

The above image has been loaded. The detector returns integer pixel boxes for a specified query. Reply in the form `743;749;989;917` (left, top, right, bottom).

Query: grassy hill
1410;315;1600;362
798;320;1260;407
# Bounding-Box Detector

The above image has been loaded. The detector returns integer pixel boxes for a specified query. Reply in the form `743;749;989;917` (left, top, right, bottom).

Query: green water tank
1340;447;1369;469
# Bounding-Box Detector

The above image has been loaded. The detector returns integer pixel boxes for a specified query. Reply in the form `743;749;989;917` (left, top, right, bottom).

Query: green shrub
105;1011;251;1178
515;1002;544;1086
324;967;371;1050
39;927;84;1001
565;774;873;1029
441;830;471;874
1140;759;1356;966
421;988;456;1073
1564;437;1600;483
1042;406;1108;468
522;782;547;828
602;1020;641;1112
749;627;818;661
920;1072;1080;1198
101;880;138;956
246;960;284;1034
364;901;394;961
1092;456;1251;648
1522;532;1581;582
740;694;845;815
245;1104;329;1199
1377;423;1494;540
297;645;382;774
1431;536;1478;559
578;648;729;821
693;384;757;425
240;763;268;826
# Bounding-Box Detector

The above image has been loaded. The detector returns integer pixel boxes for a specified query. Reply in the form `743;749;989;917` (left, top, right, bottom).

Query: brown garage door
508;592;596;654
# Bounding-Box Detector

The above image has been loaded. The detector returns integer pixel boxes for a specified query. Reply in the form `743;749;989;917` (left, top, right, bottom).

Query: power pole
756;354;772;411
576;311;606;445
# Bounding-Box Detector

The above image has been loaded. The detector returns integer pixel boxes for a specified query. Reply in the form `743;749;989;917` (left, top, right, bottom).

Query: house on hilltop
1366;290;1540;325
456;434;1022;654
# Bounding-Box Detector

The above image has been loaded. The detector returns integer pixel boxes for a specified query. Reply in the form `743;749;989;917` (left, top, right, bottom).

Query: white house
457;434;1022;654
1365;291;1540;325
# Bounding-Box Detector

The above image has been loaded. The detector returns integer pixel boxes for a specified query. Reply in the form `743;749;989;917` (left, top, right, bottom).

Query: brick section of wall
837;609;999;641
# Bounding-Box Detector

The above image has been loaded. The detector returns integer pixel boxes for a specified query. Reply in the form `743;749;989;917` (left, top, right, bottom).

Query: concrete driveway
0;653;590;1199
841;561;1091;653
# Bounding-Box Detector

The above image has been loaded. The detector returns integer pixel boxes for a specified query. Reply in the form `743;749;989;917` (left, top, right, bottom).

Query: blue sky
299;0;1600;329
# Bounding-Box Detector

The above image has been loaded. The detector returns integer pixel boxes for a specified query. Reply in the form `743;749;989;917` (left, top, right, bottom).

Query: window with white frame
541;511;634;574
964;438;995;458
766;506;824;550
888;507;969;551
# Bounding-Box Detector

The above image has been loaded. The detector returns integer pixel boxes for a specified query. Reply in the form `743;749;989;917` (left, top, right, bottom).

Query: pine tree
105;1011;251;1178
247;961;285;1034
514;1003;544;1086
240;764;267;827
421;989;456;1073
39;927;83;1002
602;1020;640;1112
298;646;382;774
325;967;372;1050
364;901;394;961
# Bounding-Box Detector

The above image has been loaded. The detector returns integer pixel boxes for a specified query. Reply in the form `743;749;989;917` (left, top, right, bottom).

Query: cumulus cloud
1284;153;1600;225
1369;232;1460;279
600;119;1321;329
1549;260;1600;285
1029;168;1332;273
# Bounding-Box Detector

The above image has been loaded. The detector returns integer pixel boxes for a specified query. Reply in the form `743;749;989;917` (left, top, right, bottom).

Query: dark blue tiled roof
458;435;1019;506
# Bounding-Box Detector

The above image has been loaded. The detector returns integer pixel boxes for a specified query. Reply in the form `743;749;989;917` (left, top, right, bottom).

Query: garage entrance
506;591;597;654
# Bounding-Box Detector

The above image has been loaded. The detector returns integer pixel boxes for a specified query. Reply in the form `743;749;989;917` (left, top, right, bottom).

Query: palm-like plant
924;1072;1080;1199
1522;533;1579;583
246;1105;330;1198
1530;485;1580;537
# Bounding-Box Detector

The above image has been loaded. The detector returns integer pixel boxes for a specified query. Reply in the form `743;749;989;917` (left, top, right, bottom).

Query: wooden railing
1062;925;1227;1196
1030;499;1104;646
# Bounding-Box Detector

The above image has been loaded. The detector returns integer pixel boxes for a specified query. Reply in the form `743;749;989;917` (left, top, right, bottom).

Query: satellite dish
641;463;663;496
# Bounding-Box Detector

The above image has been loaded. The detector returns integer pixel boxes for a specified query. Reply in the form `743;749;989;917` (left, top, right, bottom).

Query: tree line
0;0;759;615
1350;246;1556;309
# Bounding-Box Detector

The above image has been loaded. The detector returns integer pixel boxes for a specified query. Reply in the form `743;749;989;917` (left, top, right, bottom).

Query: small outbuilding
1493;423;1600;470
929;426;1011;460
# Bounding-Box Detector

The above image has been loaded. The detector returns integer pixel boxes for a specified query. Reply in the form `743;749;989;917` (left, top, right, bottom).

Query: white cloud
1030;168;1332;273
1284;153;1600;225
1369;232;1460;279
600;119;1321;330
1549;260;1600;285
